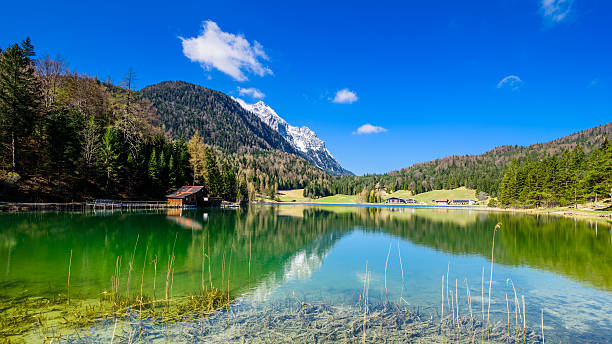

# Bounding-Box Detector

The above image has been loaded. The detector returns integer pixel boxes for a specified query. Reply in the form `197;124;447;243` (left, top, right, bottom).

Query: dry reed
362;261;369;344
67;249;73;305
126;234;140;297
465;278;473;325
506;293;510;337
455;279;459;330
384;243;391;301
523;295;526;342
541;309;544;344
487;223;501;328
441;275;444;327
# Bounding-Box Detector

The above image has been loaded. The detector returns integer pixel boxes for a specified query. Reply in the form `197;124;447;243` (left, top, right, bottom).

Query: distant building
386;197;418;204
433;199;450;205
166;186;206;207
450;199;477;205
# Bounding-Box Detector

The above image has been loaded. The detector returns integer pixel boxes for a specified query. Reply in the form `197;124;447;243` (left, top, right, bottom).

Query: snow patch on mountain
233;98;351;176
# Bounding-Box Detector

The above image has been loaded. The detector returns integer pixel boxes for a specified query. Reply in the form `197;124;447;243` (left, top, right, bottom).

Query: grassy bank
277;187;484;205
275;187;612;222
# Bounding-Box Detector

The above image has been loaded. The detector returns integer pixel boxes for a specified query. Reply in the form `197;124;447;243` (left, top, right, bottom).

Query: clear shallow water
1;205;611;343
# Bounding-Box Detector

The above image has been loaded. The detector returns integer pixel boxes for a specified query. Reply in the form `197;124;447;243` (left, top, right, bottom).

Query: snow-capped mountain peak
233;97;351;176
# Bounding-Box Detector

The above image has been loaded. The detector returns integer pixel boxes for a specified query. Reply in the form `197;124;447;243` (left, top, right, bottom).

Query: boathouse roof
166;186;205;199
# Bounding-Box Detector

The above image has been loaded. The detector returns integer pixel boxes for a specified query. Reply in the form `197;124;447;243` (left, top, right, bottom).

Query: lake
1;205;611;343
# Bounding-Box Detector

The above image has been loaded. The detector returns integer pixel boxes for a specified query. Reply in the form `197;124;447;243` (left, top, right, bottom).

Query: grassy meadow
277;187;484;205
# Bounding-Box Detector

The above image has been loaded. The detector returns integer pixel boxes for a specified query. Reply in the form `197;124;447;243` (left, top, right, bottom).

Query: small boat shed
166;186;206;207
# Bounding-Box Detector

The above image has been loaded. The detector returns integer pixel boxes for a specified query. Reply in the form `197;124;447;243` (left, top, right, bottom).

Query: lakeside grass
276;188;611;222
278;187;483;205
390;187;483;204
277;189;359;204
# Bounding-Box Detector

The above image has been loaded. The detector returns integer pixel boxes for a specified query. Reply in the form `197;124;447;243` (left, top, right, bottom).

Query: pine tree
168;154;177;189
585;138;612;200
0;38;40;171
99;126;119;188
203;147;221;196
148;149;159;185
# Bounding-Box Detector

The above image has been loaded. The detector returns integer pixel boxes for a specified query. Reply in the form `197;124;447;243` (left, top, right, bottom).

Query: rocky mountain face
234;98;353;176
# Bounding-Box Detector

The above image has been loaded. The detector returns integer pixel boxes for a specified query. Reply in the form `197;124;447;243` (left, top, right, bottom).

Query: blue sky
1;0;611;175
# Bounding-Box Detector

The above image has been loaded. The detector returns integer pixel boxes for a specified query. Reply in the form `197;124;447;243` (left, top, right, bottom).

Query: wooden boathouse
166;186;224;207
166;186;206;207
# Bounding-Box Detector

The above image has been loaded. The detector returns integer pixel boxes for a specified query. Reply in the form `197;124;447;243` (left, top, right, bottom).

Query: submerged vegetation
0;288;233;342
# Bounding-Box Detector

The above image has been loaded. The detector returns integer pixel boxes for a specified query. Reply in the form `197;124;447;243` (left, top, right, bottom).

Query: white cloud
540;0;574;23
332;88;358;104
238;87;265;99
497;75;523;90
353;124;387;135
180;21;272;81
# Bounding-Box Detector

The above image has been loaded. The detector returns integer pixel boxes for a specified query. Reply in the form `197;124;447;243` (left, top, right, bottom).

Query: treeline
302;159;508;199
496;139;612;207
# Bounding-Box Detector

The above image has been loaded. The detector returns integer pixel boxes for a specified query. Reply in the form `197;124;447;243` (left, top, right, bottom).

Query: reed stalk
362;261;369;344
110;317;118;344
138;245;148;334
487;223;501;329
506;293;510;338
481;266;484;342
165;255;171;302
507;278;520;337
465;278;473;325
222;251;226;288
67;249;72;305
450;290;455;328
455;279;459;330
170;259;175;300
441;275;444;327
384;243;391;302
397;241;405;303
201;242;206;294
228;242;233;303
206;231;213;290
208;230;212;289
248;232;252;286
153;255;157;300
522;295;526;342
140;245;148;303
542;308;544;344
113;256;122;304
447;263;450;311
165;233;178;303
126;234;140;297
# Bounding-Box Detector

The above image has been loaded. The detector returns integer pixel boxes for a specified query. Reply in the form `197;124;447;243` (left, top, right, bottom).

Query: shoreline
269;201;612;222
1;200;610;223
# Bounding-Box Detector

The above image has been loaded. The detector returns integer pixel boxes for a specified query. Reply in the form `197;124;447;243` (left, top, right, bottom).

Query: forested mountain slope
303;123;611;199
141;81;298;154
389;123;612;196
